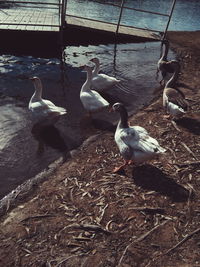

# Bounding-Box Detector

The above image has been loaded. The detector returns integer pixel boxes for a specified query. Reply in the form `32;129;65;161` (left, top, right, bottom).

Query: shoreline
0;31;200;267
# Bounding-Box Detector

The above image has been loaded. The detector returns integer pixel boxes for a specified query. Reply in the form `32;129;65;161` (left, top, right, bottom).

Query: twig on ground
181;142;198;160
165;227;200;255
117;220;170;266
166;147;177;159
69;223;112;234
171;120;181;132
99;203;109;223
21;214;55;222
174;161;200;168
55;253;85;267
127;207;165;215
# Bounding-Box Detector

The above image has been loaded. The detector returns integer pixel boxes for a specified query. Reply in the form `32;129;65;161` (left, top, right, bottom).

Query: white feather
167;102;186;116
113;103;166;165
29;77;67;124
115;126;165;164
90;58;120;91
80;65;109;113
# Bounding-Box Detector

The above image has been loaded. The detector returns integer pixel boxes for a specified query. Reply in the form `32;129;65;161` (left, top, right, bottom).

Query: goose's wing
165;88;188;110
116;127;140;148
43;100;66;114
92;73;120;90
117;127;165;154
114;127;138;160
29;99;50;112
116;126;148;146
80;90;109;111
138;135;166;154
29;99;66;115
132;126;149;136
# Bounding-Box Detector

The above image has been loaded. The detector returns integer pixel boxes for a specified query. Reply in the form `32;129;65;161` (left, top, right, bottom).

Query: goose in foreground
29;77;67;125
80;65;109;114
157;39;180;85
111;103;166;173
163;61;188;119
90;57;120;91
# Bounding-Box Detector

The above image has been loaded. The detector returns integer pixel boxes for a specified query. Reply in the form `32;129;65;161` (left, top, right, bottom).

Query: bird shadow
132;164;190;202
31;123;68;154
92;118;116;132
174;117;200;135
175;82;194;91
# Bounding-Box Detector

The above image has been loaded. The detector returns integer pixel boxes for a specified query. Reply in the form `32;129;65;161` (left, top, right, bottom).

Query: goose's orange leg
113;160;128;173
113;160;134;173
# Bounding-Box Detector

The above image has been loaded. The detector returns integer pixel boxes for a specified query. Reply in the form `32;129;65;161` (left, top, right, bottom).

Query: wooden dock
0;8;60;31
65;15;161;42
0;8;160;40
0;2;165;56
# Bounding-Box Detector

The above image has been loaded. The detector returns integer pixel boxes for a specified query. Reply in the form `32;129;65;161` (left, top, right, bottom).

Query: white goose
163;61;188;119
90;57;120;91
80;65;109;114
111;103;166;173
157;39;180;85
29;76;67;125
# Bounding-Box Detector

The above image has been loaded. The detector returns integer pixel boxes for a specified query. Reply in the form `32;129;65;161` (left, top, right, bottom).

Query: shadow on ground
31;124;68;154
132;164;190;202
175;117;200;135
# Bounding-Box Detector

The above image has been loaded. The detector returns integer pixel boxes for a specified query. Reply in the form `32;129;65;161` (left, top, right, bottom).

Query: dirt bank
0;31;200;267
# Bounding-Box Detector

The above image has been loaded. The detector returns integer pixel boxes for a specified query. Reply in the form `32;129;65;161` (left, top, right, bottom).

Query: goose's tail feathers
51;106;67;115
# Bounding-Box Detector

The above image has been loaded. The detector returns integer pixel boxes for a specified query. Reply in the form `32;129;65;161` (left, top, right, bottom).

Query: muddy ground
0;31;200;267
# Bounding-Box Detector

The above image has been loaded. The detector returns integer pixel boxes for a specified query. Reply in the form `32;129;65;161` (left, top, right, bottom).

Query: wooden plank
25;10;38;31
16;10;29;30
0;8;60;32
0;9;11;29
118;25;161;40
0;7;160;41
65;15;160;40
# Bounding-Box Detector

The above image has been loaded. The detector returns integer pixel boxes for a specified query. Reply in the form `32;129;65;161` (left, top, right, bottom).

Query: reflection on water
0;41;176;199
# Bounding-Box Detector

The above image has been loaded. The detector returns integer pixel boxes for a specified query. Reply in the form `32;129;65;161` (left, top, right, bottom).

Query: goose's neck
165;64;180;88
31;80;42;102
92;61;100;76
160;42;169;61
117;107;129;129
81;68;92;92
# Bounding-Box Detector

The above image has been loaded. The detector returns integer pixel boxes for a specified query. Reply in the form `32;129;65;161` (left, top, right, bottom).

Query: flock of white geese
28;39;188;173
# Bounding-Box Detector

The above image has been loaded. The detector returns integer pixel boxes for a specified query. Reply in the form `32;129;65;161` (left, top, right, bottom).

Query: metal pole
162;0;177;41
61;0;67;28
116;0;125;34
58;0;61;25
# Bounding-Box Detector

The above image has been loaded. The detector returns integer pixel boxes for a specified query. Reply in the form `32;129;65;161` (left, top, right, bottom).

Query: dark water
1;0;199;199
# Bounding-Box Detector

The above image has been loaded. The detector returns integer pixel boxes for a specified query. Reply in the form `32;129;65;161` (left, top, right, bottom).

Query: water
12;0;200;31
65;0;200;32
0;0;199;199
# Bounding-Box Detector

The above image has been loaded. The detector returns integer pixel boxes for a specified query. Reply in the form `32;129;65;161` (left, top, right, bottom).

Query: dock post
162;0;177;41
116;0;125;35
